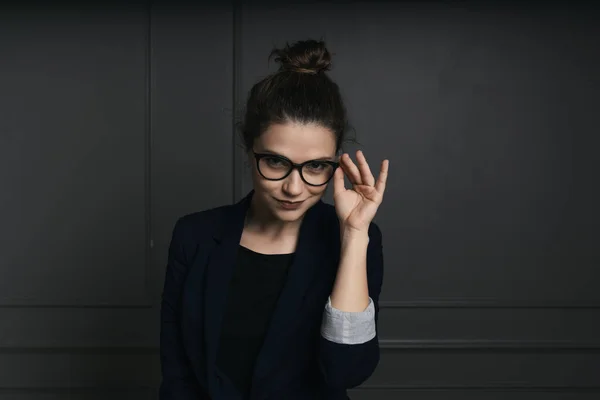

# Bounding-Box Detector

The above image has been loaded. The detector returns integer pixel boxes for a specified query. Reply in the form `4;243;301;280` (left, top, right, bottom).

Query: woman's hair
239;39;350;152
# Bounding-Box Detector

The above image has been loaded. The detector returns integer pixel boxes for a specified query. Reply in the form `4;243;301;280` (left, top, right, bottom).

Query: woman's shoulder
171;203;235;242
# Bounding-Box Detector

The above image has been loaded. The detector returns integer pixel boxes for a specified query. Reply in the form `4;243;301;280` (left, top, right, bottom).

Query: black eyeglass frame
252;151;340;187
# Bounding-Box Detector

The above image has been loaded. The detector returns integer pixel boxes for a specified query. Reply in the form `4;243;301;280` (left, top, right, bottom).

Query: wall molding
0;1;155;311
379;300;600;309
0;386;599;393
0;303;152;309
354;384;600;392
379;339;600;350
0;388;155;394
0;347;158;355
232;0;244;203
4;339;599;353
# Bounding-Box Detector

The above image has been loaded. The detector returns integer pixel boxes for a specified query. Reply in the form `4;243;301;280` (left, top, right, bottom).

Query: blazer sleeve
159;217;206;400
317;221;384;389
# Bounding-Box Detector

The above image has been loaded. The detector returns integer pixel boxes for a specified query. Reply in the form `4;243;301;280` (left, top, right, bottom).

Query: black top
216;245;294;397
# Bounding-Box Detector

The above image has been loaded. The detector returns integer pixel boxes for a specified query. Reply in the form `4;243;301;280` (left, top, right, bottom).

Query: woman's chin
272;207;305;222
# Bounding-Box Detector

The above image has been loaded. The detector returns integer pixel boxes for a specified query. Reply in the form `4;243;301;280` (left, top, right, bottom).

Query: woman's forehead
256;122;336;161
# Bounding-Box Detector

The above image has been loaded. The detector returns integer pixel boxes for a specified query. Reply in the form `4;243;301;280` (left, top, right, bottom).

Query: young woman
160;39;389;400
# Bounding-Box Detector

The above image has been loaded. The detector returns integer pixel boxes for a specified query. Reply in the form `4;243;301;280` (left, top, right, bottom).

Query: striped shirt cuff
320;297;376;345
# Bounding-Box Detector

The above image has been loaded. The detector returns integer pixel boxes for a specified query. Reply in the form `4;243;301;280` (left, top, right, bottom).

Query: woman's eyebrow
317;156;337;161
260;149;335;161
305;155;337;161
259;148;284;156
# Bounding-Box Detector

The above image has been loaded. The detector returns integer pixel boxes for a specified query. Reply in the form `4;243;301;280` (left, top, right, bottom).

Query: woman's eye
306;162;326;171
266;157;285;167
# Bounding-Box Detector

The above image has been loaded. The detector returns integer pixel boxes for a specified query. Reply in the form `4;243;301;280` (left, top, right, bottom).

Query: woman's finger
374;159;389;194
356;150;375;186
332;165;345;197
340;153;362;185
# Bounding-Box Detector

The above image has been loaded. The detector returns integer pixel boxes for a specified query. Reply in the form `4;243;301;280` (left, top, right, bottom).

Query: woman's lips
276;199;305;210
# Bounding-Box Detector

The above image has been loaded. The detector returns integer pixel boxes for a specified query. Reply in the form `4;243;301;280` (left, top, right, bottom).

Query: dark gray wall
1;1;598;399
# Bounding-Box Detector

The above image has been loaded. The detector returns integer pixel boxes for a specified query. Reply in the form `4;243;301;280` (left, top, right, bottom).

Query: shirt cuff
320;297;376;345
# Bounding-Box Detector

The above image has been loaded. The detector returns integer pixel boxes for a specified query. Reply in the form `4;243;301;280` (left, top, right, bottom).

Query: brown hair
239;39;350;152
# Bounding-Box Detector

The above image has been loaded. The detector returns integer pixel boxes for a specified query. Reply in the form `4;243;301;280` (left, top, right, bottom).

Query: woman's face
249;122;337;223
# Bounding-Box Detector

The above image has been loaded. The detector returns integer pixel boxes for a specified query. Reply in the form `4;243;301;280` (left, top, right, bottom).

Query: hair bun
270;39;332;74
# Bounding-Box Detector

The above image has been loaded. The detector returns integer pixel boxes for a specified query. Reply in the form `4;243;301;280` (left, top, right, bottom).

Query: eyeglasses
252;151;339;186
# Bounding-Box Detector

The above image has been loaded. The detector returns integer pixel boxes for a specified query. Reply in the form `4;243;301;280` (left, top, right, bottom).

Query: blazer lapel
203;192;252;393
198;191;331;396
251;200;330;390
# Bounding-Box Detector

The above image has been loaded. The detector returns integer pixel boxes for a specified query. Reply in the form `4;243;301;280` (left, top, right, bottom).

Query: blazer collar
211;189;254;243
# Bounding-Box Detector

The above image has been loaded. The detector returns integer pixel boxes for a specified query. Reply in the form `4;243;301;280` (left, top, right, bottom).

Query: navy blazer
159;190;384;399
